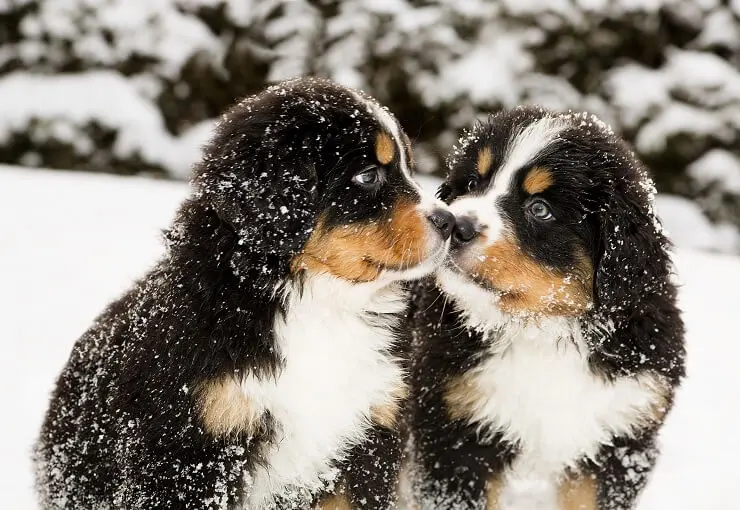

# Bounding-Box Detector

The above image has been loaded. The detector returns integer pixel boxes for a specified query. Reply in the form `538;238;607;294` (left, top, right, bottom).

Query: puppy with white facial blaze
34;78;452;510
408;107;685;510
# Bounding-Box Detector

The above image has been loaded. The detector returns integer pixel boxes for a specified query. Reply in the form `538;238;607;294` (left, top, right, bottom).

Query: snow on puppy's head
188;77;452;290
437;106;673;325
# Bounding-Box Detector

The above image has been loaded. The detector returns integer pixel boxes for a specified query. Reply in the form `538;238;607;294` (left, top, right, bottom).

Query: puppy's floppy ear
588;161;686;378
593;172;671;316
195;155;318;258
192;97;319;275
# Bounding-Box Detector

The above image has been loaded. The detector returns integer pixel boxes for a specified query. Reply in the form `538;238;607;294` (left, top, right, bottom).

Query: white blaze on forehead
489;115;568;200
447;115;568;241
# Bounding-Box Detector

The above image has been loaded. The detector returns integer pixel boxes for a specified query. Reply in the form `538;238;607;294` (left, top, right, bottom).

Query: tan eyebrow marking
477;147;493;176
523;166;554;194
375;132;395;165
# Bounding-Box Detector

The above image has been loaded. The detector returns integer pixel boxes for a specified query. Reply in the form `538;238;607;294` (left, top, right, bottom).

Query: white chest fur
242;275;406;508
458;320;665;480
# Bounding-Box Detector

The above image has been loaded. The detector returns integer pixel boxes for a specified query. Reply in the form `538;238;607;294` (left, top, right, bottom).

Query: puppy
34;77;454;509
408;107;685;510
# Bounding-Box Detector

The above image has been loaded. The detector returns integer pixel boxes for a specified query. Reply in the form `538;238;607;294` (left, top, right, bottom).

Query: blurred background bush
1;0;738;249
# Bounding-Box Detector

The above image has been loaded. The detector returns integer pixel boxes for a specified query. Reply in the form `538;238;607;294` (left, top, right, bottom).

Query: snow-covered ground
1;166;739;509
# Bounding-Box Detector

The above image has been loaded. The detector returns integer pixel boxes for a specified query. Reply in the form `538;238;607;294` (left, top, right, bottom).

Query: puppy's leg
409;380;515;510
412;425;512;510
330;425;404;510
113;409;255;509
584;433;659;510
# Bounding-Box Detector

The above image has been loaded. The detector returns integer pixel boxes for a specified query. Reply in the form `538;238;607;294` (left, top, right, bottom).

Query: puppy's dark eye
353;167;384;188
466;179;477;193
528;199;554;221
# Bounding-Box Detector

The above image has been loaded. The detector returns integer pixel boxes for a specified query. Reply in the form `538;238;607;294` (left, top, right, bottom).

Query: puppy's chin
437;244;502;302
377;237;451;284
435;264;508;331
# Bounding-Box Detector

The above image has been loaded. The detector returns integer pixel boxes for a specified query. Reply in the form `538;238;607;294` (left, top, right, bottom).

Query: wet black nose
452;216;478;245
427;209;455;240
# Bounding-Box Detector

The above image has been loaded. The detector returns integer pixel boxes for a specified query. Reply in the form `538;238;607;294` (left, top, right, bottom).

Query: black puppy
34;77;454;509
408;107;685;510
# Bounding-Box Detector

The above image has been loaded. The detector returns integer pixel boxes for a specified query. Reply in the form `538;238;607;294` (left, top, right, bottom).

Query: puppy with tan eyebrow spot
407;106;685;510
33;78;454;510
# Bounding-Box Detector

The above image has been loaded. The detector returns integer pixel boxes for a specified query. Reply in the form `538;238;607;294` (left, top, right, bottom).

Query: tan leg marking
443;371;482;422
195;375;262;437
314;492;353;510
486;475;503;509
369;381;410;430
557;472;598;510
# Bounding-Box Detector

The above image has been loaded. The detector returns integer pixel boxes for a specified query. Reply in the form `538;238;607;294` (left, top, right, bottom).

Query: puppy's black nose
427;209;455;240
452;216;478;245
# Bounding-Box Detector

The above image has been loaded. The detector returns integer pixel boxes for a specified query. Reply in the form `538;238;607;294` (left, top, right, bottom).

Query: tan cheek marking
369;381;410;430
486;475;503;509
443;372;482;422
557;472;598;510
523;167;554;194
375;132;395;165
292;221;383;282
291;200;427;282
477;147;493;176
384;200;428;268
471;237;593;316
195;376;263;438
314;492;353;510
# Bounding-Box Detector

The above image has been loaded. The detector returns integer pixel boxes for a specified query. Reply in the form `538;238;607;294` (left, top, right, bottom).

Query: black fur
409;107;686;509
34;77;421;510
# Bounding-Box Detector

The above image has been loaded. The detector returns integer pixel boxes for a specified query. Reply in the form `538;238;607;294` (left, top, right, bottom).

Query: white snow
695;8;740;50
665;49;740;108
1;166;739;509
607;64;669;129
417;24;533;107
636;102;730;155
501;0;574;18
607;49;740;197
0;1;737;249
0;71;167;150
0;71;214;177
656;194;740;253
0;167;185;509
687;149;740;195
17;0;220;77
